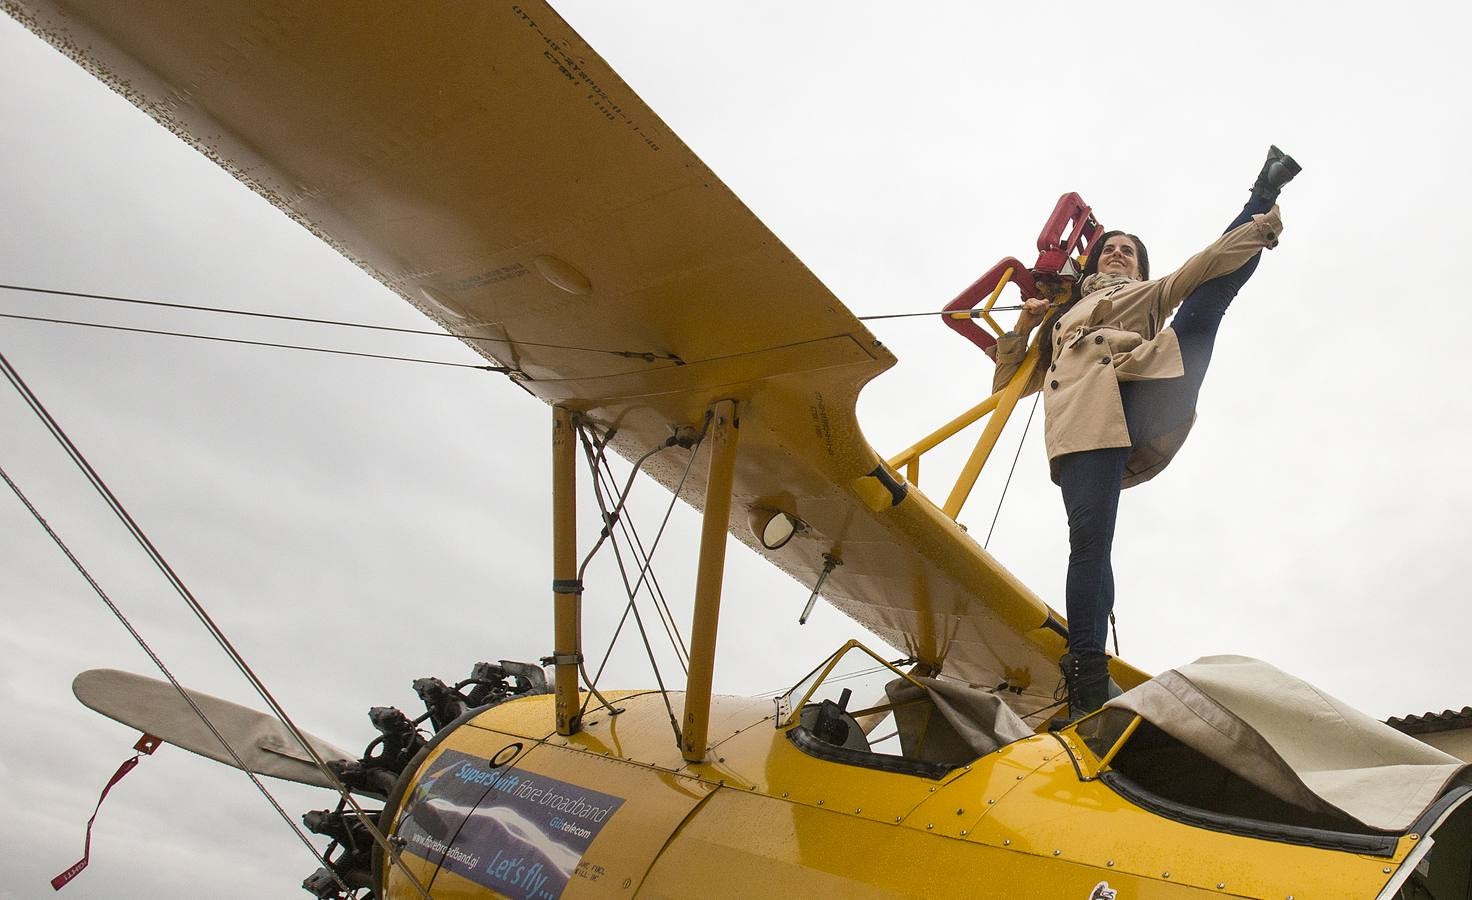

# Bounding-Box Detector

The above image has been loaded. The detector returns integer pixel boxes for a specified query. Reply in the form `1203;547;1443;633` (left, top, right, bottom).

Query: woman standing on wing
992;147;1301;721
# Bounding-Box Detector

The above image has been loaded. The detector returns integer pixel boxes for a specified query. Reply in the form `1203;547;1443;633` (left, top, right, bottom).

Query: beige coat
993;207;1283;487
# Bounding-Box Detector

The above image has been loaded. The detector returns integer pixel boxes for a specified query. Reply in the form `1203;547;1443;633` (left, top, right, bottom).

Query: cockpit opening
776;640;1032;778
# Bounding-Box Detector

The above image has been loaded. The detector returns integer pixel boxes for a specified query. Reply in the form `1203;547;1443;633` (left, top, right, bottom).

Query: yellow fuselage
381;692;1411;898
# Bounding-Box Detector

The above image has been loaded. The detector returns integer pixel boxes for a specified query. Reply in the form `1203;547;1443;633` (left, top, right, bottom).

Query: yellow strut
976;266;1014;339
551;406;582;736
942;342;1040;518
888;265;1055;521
681;399;740;762
887;392;1002;474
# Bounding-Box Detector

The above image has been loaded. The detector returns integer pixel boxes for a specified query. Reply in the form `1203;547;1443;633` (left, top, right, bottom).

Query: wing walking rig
9;3;1472;899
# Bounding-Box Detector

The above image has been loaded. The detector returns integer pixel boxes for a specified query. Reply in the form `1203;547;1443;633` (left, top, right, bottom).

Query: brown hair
1078;230;1150;283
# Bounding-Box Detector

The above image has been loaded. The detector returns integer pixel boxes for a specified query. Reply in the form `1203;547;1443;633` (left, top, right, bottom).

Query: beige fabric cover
1107;656;1465;831
886;676;1033;765
74;668;353;788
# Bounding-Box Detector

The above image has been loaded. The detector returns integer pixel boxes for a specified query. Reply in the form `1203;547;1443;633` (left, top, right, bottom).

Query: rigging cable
590;461;691;674
584;427;691;672
578;418;708;709
0;348;433;900
563;430;678;718
1018;696;1068;721
575;423;682;743
0;282;682;363
983;391;1042;550
574;437;673;583
0;463;357;897
1;284;1058;383
753;660;914;701
857;304;1042;321
0;312;508;372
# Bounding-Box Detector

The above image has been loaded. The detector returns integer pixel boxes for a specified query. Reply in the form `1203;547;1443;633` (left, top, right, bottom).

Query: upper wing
7;0;1147;717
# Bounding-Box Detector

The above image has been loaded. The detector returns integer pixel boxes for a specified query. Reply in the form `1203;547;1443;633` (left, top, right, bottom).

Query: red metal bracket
1033;191;1103;277
942;192;1105;357
941;258;1035;353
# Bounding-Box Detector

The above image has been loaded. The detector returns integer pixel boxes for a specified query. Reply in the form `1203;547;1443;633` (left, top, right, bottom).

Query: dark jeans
1058;194;1272;655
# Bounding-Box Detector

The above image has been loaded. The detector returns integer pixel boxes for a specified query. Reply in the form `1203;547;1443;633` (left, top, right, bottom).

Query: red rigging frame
942;192;1104;354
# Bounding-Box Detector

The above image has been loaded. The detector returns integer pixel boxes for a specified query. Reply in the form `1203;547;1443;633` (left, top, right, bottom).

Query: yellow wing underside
6;0;1148;719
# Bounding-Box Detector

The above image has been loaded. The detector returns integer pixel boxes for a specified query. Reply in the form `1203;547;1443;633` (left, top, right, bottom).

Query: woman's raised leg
1121;185;1286;445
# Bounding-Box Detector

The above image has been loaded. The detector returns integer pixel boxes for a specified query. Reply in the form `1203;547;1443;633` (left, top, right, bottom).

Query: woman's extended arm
1147;207;1283;318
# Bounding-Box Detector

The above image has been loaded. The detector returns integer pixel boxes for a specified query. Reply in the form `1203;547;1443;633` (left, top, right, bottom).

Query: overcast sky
3;2;1471;897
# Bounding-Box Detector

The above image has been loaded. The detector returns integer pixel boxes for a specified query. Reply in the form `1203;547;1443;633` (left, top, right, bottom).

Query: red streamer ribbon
52;734;161;891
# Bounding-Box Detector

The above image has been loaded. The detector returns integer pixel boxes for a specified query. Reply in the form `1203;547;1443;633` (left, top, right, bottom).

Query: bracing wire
0;463;357;898
754;660;911;701
580;419;707;703
593;483;690;675
1018;697;1069;721
575;424;683;743
590;460;691;673
586;420;707;627
983;391;1042;550
569;427;689;705
0;312;507;372
857;304;1042;321
3;282;1080;386
0;282;682;363
0;349;433;900
575;439;672;583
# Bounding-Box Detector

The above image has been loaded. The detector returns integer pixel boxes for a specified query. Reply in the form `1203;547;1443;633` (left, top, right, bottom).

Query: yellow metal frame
778;639;927;728
887;342;1041;520
1094;714;1142;770
888;271;1074;521
949;265;1015;342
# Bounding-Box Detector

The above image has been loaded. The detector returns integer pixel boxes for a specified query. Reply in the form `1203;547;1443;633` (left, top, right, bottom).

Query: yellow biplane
6;2;1472;899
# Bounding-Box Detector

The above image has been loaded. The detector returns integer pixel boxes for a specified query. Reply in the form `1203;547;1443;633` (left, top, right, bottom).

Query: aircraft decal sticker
396;747;625;899
1088;882;1119;900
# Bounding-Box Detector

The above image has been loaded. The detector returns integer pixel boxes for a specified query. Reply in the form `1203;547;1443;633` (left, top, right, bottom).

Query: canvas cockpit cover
1107;656;1467;831
885;676;1034;766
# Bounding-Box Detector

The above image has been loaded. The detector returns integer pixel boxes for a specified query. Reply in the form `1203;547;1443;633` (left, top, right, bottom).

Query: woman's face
1097;234;1142;280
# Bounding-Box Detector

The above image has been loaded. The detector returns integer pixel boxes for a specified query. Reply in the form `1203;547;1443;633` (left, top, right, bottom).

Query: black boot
1050;651;1111;729
1250;145;1302;203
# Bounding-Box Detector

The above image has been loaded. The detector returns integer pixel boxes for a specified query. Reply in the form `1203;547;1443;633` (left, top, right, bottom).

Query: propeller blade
72;669;353;789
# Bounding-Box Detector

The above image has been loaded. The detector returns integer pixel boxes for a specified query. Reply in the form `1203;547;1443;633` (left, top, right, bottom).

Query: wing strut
551;406;583;735
681;400;741;762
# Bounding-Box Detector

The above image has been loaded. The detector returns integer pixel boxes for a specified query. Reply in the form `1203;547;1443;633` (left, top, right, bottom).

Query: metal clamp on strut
551;579;584;595
541;651;583;667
